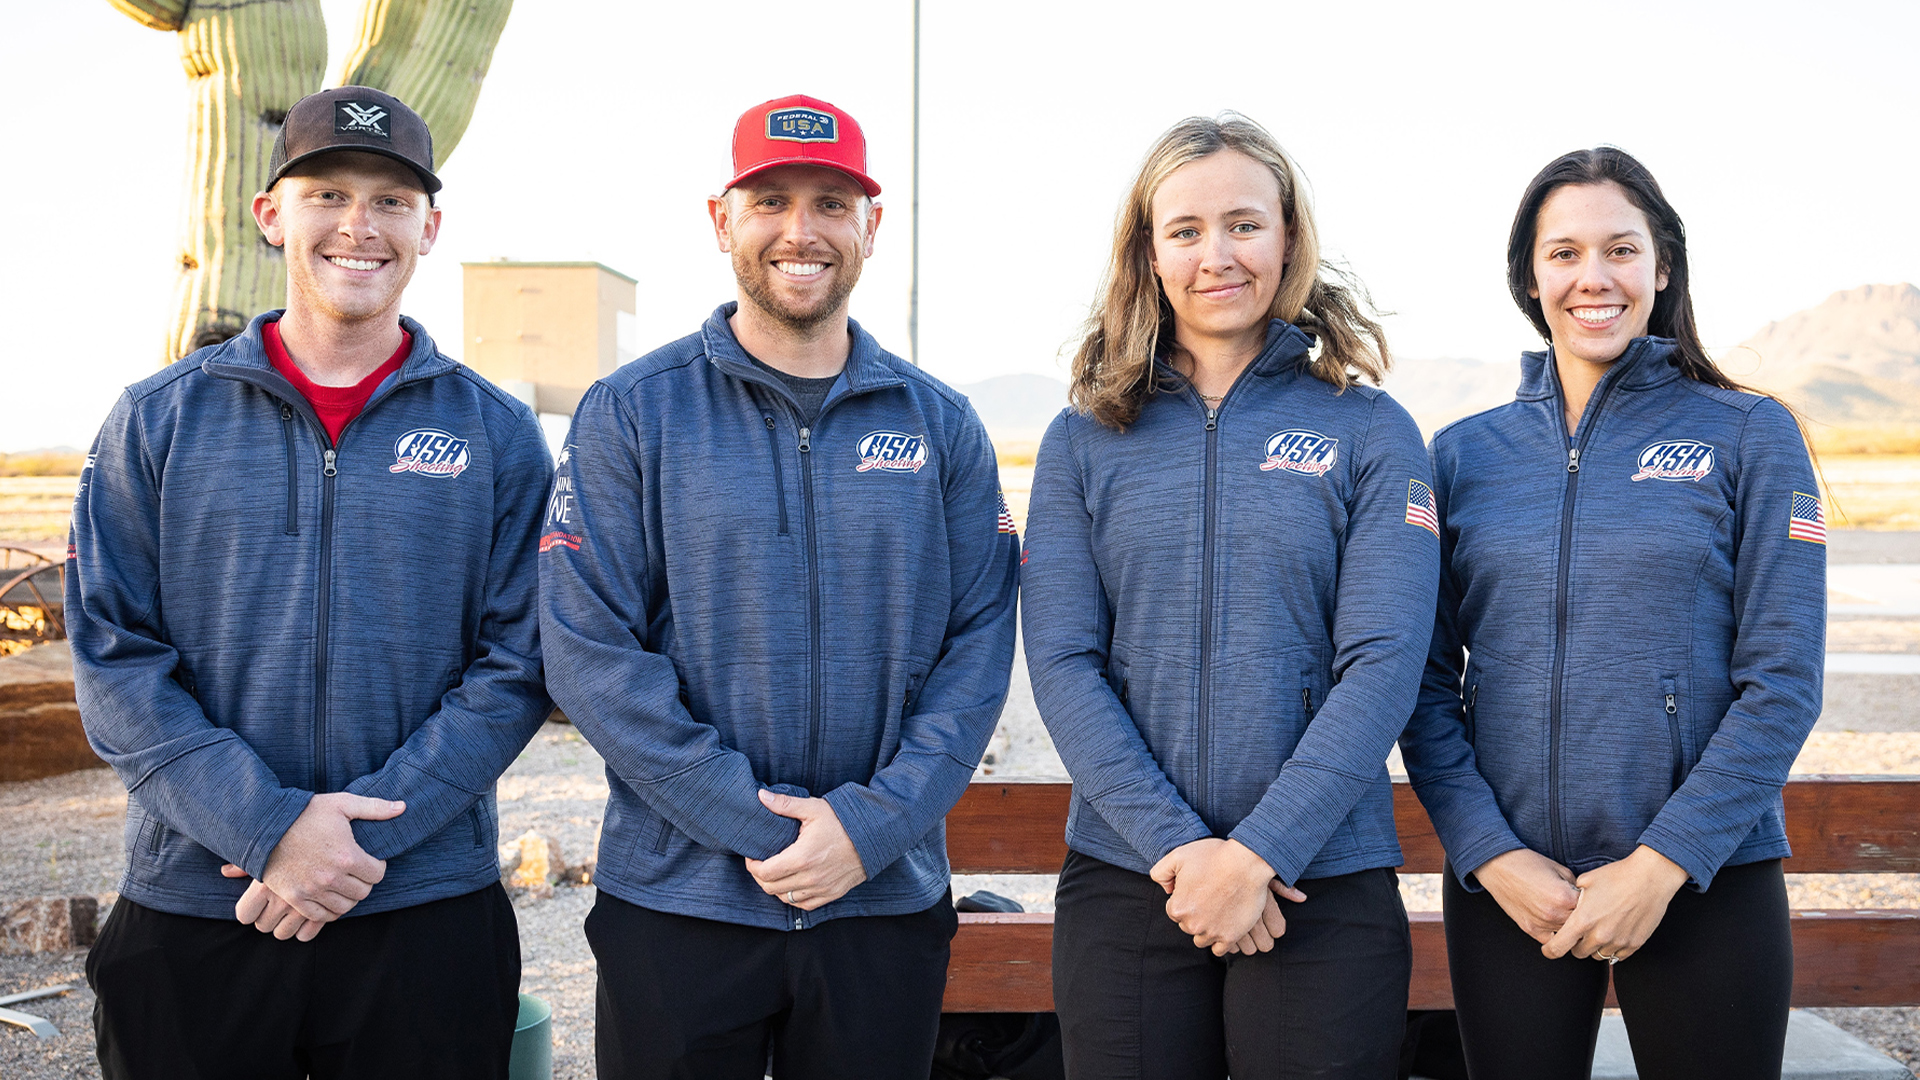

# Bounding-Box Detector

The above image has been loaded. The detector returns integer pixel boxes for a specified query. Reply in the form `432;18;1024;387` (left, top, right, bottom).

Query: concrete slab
1815;673;1920;732
1831;531;1920;566
1589;1011;1911;1079
1413;1012;1912;1080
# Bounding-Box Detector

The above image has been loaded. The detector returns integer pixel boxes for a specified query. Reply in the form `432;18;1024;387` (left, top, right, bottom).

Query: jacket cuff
239;790;314;881
1633;821;1718;891
821;786;891;880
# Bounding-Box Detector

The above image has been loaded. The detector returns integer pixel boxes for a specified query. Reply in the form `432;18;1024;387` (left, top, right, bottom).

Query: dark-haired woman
1022;114;1438;1080
1399;147;1825;1080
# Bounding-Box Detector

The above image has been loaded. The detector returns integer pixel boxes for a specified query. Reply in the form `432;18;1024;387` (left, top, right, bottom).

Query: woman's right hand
1471;848;1581;944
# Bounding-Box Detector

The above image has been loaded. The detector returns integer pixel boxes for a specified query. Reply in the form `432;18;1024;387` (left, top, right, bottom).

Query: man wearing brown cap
70;86;553;1078
540;94;1020;1078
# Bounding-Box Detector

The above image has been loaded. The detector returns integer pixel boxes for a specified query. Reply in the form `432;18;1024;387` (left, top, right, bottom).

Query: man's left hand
1542;845;1690;962
745;791;869;911
219;864;325;941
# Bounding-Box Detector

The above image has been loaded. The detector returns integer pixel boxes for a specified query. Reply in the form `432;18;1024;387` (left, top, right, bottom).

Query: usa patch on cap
1788;491;1826;544
1405;479;1439;537
767;107;838;143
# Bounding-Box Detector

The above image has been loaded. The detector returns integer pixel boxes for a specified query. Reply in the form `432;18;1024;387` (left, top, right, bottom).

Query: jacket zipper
314;445;337;792
1465;682;1479;746
280;404;299;536
799;423;822;805
1546;371;1620;862
1197;401;1220;823
764;416;790;534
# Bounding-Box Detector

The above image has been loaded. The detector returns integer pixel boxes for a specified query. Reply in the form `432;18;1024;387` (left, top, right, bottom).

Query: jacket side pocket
1662;676;1684;790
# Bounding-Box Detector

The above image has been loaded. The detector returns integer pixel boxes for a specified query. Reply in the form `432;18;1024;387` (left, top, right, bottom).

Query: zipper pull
1468;684;1478;711
1205;406;1218;431
1666;693;1677;715
765;415;776;430
281;403;292;421
798;427;811;453
1301;687;1312;713
1567;447;1580;474
323;449;337;478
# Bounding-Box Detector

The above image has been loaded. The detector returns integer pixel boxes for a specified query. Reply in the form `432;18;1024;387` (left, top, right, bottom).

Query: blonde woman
1021;114;1437;1079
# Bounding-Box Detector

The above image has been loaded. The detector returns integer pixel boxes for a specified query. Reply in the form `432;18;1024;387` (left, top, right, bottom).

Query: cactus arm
338;0;514;166
107;0;189;32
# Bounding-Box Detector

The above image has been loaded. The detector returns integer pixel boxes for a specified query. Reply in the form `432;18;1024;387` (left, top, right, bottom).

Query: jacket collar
201;310;454;385
1154;319;1316;382
700;302;904;397
1515;335;1681;402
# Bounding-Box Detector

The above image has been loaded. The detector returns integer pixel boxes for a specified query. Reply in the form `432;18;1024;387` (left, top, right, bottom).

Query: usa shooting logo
1259;430;1339;477
334;101;391;139
856;431;928;474
1631;439;1716;482
390;428;470;478
766;107;838;143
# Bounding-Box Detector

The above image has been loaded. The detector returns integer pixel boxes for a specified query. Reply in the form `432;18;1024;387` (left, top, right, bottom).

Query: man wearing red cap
70;87;553;1078
541;95;1019;1078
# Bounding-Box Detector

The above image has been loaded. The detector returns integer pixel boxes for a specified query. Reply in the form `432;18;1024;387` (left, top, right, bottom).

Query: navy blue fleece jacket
538;305;1019;930
1021;321;1440;886
67;312;554;919
1399;338;1825;891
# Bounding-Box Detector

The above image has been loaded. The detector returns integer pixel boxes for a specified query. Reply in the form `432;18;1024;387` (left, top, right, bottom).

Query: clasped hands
218;793;406;942
1151;838;1308;957
744;790;869;912
1473;844;1690;962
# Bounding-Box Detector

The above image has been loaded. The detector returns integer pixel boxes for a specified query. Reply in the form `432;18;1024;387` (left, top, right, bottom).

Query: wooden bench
941;777;1920;1012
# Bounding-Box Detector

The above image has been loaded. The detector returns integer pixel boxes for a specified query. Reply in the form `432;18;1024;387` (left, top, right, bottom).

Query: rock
0;895;99;954
0;642;105;782
505;830;563;900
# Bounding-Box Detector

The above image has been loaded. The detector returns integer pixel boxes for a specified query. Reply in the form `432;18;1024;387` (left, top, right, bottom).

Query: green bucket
508;993;553;1080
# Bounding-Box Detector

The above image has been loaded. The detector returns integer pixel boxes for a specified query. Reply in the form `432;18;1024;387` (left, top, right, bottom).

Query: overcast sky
6;0;1918;451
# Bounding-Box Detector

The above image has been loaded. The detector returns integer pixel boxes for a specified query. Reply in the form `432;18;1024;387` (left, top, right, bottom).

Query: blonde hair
1070;113;1390;429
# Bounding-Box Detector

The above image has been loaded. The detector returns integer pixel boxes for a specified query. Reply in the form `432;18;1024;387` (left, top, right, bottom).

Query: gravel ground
5;628;1919;1076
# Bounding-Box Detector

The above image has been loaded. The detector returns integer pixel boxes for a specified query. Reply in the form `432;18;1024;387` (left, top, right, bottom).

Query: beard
732;246;862;333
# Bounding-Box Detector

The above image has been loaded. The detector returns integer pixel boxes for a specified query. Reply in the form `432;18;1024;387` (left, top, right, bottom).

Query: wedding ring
1595;952;1620;964
787;890;796;904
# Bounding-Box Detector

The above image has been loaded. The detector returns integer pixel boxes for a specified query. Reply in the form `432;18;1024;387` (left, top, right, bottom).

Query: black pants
1443;858;1792;1080
1052;851;1411;1080
585;890;958;1080
87;883;521;1080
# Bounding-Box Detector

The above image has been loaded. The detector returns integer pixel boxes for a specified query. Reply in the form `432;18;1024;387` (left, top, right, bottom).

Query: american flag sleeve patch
1789;491;1826;544
997;491;1017;535
1405;478;1439;537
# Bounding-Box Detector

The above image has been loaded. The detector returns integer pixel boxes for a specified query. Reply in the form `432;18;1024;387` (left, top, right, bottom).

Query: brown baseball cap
267;86;441;195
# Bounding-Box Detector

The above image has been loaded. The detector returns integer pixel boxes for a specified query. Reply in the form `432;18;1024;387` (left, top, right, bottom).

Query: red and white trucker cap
726;94;881;198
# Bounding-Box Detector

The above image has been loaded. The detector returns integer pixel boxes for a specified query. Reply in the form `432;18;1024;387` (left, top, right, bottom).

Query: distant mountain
1730;283;1920;424
1380;355;1521;436
954;374;1072;437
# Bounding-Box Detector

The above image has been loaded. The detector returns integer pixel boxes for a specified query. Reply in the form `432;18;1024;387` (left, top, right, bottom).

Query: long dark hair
1506;147;1740;391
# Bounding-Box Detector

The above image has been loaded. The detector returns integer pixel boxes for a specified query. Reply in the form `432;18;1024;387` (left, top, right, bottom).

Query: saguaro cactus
108;0;513;363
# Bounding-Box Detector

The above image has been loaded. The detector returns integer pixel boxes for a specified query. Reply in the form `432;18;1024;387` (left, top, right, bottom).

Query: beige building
461;261;638;416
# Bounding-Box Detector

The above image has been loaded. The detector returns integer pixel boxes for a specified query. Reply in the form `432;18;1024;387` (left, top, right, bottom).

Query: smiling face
252;151;439;329
1149;149;1289;360
1528;181;1669;367
709;164;881;334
